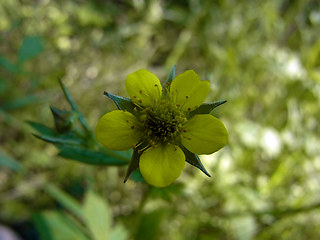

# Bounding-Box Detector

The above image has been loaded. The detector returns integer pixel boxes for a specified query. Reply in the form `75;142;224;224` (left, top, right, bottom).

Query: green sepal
129;169;145;182
188;100;227;119
123;141;149;182
162;66;176;97
50;106;77;133
123;149;141;183
57;145;129;166
163;65;176;87
179;144;211;177
104;92;139;115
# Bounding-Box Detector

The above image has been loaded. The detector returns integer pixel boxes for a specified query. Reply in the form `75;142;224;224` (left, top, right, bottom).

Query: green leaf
0;57;18;73
2;95;46;110
18;36;44;63
29;121;85;146
27;121;57;137
104;92;137;114
134;209;165;240
179;144;211;177
124;149;141;183
83;191;112;240
33;133;84;145
188;100;227;119
59;79;92;134
33;211;89;240
44;184;84;221
110;225;128;240
57;145;129;166
0;150;24;172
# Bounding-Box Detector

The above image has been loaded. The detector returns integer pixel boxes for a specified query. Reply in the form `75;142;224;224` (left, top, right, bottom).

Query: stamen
139;90;143;94
186;96;189;99
131;125;135;129
139;98;187;145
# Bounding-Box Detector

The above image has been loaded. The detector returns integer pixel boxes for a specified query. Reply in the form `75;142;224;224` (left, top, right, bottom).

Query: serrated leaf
0;150;24;172
104;92;137;114
18;36;44;63
188;100;227;119
33;211;89;240
83;191;111;240
179;144;211;177
44;184;84;221
58;145;129;166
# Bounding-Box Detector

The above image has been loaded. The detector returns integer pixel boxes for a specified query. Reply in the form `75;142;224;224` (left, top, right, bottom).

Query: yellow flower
96;68;228;187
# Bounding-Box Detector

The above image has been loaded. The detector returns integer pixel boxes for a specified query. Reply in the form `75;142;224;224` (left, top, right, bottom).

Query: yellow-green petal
126;69;162;107
170;70;210;112
181;114;228;155
139;144;185;188
95;110;143;151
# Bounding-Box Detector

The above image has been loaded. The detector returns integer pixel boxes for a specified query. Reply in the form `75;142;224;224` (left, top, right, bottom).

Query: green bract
96;68;228;187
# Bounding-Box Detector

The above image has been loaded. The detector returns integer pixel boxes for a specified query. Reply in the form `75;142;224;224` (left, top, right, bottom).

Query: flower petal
181;114;228;155
95;110;143;151
139;144;185;187
126;69;162;106
170;70;210;112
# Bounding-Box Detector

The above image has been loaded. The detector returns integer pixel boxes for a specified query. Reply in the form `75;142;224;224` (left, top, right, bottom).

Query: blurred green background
1;0;320;239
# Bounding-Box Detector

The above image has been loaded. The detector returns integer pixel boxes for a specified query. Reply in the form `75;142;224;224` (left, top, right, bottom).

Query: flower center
140;100;187;144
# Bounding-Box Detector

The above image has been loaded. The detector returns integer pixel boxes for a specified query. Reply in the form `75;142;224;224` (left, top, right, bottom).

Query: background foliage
1;0;320;239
